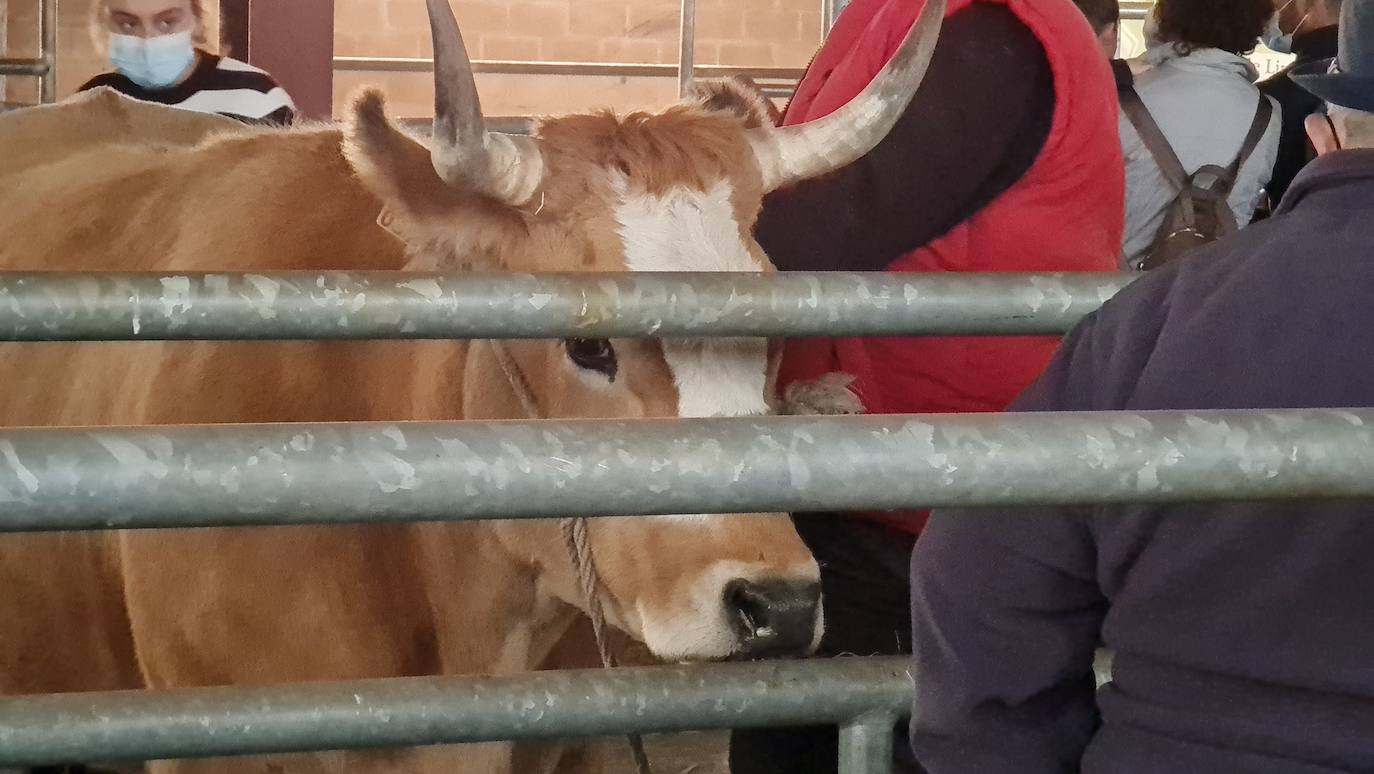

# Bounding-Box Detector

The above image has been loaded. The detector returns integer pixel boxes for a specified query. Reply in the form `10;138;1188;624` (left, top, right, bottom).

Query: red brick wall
335;0;820;66
333;0;825;119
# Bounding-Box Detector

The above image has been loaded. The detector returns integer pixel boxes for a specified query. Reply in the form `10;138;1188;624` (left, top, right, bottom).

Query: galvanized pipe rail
0;56;46;75
0;0;57;102
2;409;1370;533
0;271;1133;341
0;656;912;767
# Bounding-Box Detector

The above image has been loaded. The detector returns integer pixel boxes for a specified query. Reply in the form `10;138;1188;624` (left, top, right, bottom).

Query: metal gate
0;0;57;105
1;272;1371;772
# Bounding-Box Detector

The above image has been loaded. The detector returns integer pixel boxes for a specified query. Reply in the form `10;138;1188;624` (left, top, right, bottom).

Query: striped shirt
80;52;296;126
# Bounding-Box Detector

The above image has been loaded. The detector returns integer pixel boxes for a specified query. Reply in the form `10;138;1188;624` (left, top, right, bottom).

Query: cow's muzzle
724;578;822;659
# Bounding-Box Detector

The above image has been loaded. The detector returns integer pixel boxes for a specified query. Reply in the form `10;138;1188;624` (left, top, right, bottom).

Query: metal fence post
677;0;697;98
838;712;898;774
39;0;57;103
822;0;850;35
0;0;58;103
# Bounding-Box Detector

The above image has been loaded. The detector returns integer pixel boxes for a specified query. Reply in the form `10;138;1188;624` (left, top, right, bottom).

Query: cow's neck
405;339;583;676
410;521;579;675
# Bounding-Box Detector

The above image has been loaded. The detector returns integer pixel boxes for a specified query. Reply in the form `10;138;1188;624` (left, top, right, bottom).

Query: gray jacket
1119;46;1282;267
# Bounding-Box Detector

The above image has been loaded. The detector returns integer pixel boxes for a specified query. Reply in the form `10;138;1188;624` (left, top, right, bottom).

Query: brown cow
0;87;242;179
0;0;943;771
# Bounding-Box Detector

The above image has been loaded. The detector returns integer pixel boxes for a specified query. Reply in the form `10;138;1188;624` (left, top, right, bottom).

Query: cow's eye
564;338;617;381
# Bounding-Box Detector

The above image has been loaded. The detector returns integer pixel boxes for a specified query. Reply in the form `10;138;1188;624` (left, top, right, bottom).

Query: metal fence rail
0;657;911;767
0;0;57;103
0;271;1133;341
3;409;1371;533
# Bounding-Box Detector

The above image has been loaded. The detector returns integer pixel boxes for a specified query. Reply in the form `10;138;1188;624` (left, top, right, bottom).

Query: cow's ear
344;90;467;223
689;77;782;129
344;89;511;271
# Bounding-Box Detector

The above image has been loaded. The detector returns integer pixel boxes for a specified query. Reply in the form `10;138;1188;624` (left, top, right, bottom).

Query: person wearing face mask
1258;0;1344;208
79;0;296;126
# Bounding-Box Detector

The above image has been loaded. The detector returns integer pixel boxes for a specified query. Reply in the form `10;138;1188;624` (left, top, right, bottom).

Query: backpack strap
1120;85;1191;194
1226;93;1274;178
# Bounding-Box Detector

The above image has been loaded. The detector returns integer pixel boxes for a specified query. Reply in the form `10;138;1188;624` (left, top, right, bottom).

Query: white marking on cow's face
611;175;770;421
660;338;768;418
610;175;759;275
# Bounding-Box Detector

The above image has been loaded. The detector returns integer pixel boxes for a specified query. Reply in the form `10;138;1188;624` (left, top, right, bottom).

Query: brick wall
335;0;821;67
333;0;825;119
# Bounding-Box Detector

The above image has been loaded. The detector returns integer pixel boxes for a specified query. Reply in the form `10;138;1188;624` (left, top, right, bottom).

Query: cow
0;0;943;771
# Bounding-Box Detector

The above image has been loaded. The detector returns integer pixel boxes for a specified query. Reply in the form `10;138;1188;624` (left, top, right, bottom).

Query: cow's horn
746;0;945;192
426;0;544;205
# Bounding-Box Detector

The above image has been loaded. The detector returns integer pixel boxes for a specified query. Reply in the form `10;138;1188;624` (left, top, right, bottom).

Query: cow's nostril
723;578;821;659
726;580;772;639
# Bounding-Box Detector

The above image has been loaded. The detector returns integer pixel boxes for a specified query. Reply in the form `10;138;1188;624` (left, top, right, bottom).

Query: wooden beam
219;0;334;120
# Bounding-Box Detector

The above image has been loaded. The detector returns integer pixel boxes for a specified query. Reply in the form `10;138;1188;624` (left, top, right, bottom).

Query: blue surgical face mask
1262;0;1309;55
109;31;196;90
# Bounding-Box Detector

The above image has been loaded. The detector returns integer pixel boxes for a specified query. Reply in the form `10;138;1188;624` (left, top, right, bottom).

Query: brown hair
1154;0;1272;56
90;0;212;49
1071;0;1120;33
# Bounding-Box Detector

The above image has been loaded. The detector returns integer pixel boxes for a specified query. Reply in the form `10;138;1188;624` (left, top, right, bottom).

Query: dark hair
1155;0;1273;56
1071;0;1120;32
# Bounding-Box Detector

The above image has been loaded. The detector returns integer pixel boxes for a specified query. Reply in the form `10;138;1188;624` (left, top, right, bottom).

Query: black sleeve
1257;72;1321;208
79;73;130;93
754;4;1056;273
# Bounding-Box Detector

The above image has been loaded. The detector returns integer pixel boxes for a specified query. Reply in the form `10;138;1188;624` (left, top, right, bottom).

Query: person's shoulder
180;54;296;123
203;56;287;89
212;56;272;78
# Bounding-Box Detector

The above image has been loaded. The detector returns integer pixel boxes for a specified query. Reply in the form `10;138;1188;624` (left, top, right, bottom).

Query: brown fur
689;76;783;128
0;90;817;774
0;88;241;179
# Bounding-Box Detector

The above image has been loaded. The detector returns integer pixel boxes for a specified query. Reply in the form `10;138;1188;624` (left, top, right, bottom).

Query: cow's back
0;103;470;699
0;89;241;180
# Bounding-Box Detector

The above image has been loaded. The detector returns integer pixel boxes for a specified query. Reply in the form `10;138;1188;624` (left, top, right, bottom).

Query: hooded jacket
911;151;1374;774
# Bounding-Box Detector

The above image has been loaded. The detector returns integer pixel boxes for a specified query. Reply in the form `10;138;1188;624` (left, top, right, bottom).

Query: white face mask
1262;0;1309;54
108;30;197;90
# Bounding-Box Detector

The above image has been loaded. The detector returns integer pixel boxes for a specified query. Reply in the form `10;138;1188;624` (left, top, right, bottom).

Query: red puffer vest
778;0;1124;534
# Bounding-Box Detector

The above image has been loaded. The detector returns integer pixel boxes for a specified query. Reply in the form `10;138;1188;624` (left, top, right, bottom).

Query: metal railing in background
335;0;848;111
678;0;697;97
333;58;805;81
823;0;851;32
0;0;57;104
337;0;1153;118
0;272;1134;341
0;657;912;768
1120;1;1153;21
335;57;808;102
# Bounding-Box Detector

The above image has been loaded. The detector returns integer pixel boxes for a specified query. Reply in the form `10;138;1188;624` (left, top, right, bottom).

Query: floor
602;731;729;774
